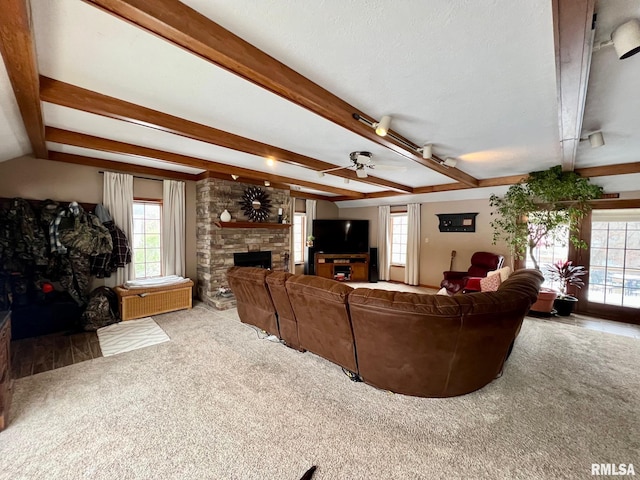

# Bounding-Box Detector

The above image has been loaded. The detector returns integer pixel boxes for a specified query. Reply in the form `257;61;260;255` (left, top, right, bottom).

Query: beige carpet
1;306;638;479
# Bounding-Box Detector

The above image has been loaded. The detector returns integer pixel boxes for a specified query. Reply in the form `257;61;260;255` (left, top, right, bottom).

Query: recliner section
227;267;544;398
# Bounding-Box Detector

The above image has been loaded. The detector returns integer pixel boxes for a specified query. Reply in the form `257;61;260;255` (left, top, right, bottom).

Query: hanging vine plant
489;165;603;270
240;186;272;222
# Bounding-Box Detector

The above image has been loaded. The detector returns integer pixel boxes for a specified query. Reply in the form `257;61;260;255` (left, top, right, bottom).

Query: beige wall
316;198;339;218
338;198;511;287
0;155;198;282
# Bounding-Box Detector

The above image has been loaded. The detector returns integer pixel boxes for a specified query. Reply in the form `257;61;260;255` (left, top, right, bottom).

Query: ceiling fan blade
318;164;351;175
371;164;407;172
356;168;368;178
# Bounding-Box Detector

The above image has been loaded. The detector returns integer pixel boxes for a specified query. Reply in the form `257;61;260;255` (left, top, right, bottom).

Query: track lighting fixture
351;113;457;170
231;174;239;180
442;158;458;168
418;144;433;160
588;132;605;148
374;115;391;137
264;181;270;186
317;171;325;178
612;19;640;59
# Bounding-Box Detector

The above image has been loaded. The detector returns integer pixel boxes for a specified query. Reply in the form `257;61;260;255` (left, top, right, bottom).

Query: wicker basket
114;280;194;321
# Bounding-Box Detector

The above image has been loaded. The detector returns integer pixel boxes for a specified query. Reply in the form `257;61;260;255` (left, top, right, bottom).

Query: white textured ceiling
0;60;31;162
0;0;638;202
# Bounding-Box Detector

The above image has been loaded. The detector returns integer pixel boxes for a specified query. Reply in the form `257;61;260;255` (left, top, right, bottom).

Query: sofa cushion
480;273;502;292
285;275;357;371
488;266;512;283
226;267;278;336
266;272;302;351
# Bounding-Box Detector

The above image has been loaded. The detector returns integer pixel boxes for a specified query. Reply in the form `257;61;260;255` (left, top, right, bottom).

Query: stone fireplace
196;175;291;308
233;251;272;269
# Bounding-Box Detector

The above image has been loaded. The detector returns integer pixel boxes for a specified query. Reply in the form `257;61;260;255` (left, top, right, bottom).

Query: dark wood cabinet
315;253;369;282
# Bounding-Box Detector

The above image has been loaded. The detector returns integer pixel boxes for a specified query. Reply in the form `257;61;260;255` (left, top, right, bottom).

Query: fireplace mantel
214;221;291;229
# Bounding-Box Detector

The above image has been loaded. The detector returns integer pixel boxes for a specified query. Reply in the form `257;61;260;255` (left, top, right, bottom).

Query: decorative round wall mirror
240;186;272;222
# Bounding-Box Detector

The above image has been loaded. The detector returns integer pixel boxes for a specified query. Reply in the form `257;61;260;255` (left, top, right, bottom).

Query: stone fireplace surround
196;176;291;308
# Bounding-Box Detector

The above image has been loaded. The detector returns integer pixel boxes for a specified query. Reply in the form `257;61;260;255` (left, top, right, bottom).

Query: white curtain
103;172;134;286
377;205;391;281
162;180;186;276
305;199;316;241
405;203;421;285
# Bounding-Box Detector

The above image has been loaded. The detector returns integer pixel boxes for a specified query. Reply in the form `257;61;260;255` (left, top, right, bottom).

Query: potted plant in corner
546;260;587;316
489;165;603;314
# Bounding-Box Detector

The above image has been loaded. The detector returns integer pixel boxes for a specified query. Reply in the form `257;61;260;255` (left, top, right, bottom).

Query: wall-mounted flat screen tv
312;219;369;254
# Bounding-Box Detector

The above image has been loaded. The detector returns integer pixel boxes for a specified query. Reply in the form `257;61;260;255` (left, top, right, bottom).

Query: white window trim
390;212;408;267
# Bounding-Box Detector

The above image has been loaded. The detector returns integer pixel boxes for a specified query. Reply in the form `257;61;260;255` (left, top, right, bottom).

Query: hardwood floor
11;331;102;380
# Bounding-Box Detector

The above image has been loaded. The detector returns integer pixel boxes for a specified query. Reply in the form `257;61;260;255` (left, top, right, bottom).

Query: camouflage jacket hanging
0;198;49;272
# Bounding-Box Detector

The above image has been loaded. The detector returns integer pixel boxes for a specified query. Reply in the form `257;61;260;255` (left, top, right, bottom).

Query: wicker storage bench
114;279;194;321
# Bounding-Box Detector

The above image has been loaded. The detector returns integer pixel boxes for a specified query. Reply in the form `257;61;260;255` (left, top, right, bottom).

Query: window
133;201;162;278
293;213;306;264
390;214;408;265
588;209;640;308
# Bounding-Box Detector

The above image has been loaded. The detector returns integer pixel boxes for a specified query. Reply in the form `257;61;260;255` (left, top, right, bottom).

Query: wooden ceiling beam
45;127;364;198
552;0;596;172
40;76;412;194
576;162;640;178
82;0;478;187
289;191;335;202
0;0;47;158
48;151;199;181
196;170;290;191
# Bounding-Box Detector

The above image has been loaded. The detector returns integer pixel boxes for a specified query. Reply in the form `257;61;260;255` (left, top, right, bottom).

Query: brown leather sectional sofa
227;267;544;398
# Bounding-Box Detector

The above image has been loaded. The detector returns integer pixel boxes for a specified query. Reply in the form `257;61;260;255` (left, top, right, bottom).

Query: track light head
612;19;640;59
420;144;433;159
374;115;391;137
588;131;605;148
231;174;239;180
317;171;325;178
264;181;270;187
442;157;458;168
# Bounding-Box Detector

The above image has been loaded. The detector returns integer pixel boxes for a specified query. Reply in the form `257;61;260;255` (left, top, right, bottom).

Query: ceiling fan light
612;19;640;59
374;115;391;136
356;168;367;178
589;131;605;148
421;144;432;159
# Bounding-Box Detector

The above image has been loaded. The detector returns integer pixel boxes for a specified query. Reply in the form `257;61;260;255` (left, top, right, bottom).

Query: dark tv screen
312;219;369;254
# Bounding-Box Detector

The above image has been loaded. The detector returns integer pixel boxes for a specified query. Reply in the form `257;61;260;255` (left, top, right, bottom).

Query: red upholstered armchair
440;251;505;294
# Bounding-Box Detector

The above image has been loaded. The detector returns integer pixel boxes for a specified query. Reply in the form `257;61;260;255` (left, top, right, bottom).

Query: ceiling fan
317;152;407;178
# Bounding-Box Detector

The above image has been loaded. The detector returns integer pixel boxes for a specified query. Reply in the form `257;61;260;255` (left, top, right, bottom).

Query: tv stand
314;253;369;282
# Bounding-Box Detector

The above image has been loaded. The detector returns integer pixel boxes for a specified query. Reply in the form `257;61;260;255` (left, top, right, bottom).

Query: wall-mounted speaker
369;247;379;283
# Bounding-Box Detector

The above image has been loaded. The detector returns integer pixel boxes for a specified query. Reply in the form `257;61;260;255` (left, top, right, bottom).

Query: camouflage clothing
81;286;120;331
0;198;49;272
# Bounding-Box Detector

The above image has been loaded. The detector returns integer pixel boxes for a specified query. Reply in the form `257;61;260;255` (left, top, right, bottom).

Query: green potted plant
490;165;602;313
306;235;315;247
546;260;587;316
